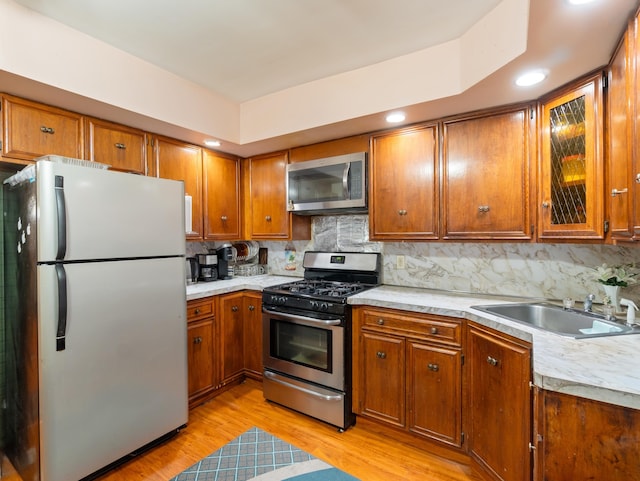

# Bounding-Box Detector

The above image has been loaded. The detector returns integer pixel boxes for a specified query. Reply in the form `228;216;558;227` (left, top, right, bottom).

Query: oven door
262;307;345;391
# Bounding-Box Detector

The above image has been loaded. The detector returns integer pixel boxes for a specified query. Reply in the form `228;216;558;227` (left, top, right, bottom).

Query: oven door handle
265;371;343;402
262;308;342;326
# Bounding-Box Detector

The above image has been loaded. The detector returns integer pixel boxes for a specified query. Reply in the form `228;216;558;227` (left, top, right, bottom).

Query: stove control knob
319;302;329;311
310;301;318;309
278;296;287;305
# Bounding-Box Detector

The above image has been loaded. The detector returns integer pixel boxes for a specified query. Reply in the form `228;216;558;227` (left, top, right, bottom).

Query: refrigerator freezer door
37;257;188;481
34;161;185;262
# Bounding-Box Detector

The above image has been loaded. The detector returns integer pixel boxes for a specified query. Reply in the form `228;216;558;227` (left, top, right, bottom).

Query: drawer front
362;309;461;346
187;298;215;322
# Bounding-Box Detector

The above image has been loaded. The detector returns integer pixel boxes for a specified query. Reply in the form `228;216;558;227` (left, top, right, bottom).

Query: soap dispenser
620;298;638;326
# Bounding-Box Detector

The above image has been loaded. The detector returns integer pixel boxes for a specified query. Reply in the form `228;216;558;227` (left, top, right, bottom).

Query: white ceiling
13;0;502;102
7;0;640;156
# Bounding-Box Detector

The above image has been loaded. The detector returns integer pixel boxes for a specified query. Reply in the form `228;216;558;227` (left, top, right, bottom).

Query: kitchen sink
471;302;639;338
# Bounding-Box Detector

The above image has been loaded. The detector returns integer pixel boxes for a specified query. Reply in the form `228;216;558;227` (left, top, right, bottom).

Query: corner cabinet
352;306;463;450
442;106;534;240
150;136;203;240
467;322;532;481
203;149;242;241
538;72;605;240
369;124;439;240
1;94;84;164
243;151;310;240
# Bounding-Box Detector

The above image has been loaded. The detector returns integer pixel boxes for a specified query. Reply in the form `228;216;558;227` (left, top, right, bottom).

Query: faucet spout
584;293;596;312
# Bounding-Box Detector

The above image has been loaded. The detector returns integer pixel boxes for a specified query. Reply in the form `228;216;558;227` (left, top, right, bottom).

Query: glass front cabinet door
538;73;605;240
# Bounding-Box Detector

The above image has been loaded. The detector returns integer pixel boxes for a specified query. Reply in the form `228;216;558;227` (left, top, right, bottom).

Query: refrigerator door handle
54;175;67;260
55;264;68;351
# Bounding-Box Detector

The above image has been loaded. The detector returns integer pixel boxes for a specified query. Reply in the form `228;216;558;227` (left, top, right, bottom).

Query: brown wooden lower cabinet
534;389;640;481
352;306;463;449
467;322;532;481
187;291;264;408
186;297;218;407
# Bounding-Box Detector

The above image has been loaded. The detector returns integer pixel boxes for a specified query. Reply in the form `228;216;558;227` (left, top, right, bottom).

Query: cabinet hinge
531;224;535;235
604;220;609;234
529;381;535;390
530;107;534;120
461;353;465;365
461;432;465;444
602;71;608;89
0;140;2;151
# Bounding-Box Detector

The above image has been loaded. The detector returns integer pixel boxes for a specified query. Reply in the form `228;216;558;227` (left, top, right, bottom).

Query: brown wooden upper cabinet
442;106;534;240
369;124;439;240
84;117;147;174
1;94;84;164
203;149;241;241
151;136;203;240
243;151;310;240
610;9;640;243
538;72;605;240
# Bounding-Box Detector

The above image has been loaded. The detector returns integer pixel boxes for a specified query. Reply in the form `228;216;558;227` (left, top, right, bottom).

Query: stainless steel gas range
262;251;381;431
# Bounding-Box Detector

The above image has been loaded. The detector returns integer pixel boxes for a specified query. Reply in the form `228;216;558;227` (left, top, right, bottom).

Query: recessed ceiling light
567;0;597;5
515;70;547;87
386;112;406;123
204;139;221;147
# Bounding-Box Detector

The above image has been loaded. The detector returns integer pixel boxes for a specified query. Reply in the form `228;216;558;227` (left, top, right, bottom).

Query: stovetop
262;251;381;315
272;279;376;298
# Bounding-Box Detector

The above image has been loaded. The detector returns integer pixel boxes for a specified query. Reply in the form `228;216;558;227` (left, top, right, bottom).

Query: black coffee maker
216;244;235;279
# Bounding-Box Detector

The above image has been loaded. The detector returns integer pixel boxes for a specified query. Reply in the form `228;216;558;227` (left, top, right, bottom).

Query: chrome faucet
584;294;595;312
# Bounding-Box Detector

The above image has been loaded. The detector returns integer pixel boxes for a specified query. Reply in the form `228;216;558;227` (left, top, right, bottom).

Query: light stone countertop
187;278;640;410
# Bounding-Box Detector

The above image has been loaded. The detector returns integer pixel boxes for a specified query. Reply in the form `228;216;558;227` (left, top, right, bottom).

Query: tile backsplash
188;215;640;303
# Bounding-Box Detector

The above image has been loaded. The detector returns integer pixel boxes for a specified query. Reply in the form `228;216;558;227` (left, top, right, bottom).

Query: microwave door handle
342;163;350;199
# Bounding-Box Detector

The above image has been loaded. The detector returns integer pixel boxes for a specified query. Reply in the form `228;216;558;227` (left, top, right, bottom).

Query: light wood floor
2;379;482;481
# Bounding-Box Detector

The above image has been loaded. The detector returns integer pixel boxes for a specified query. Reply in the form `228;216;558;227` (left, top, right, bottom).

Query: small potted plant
592;263;638;312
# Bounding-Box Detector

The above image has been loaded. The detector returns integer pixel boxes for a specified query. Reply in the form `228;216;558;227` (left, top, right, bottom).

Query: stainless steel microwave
286;152;367;215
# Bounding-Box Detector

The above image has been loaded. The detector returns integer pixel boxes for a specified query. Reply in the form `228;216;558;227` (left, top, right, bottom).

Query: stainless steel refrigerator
3;158;188;481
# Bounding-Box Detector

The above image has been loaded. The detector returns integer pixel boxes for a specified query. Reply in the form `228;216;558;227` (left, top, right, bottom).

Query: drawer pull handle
194;308;201;315
221;215;228;221
248;305;255;311
376;351;387;359
427;363;439;372
193;336;202;344
611;188;628;197
40;126;55;134
377;318;385;325
478;205;490;213
430;327;438;335
487;356;499;366
636;173;640;184
398;209;407;216
114;142;126;149
265;215;272;222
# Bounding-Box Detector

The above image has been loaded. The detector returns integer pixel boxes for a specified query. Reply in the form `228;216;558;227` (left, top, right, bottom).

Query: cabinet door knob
478;205;490;213
398;209;407;216
377;318;385;325
636;173;640;183
542;202;550;208
40;126;55;134
376;351;387;359
221;215;228;221
487;356;499;366
430;327;438;335
114;142;126;149
265;215;272;222
231;305;239;312
611;188;628;197
193;336;202;344
427;363;439;372
248;305;255;311
194;308;200;315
